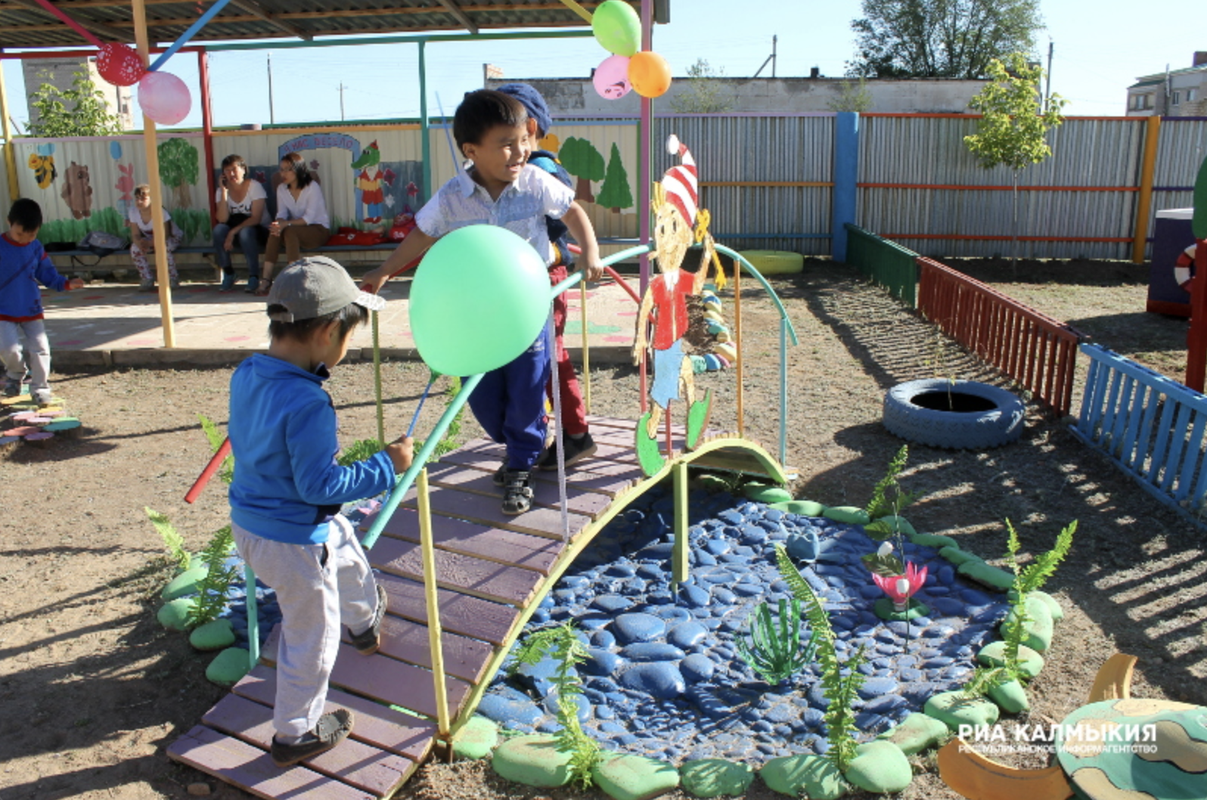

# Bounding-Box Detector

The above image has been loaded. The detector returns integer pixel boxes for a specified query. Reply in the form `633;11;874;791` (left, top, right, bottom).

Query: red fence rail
916;257;1087;416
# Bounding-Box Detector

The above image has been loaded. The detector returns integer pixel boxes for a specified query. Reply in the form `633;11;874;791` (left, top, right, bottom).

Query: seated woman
257;152;331;296
127;183;183;292
212;154;270;293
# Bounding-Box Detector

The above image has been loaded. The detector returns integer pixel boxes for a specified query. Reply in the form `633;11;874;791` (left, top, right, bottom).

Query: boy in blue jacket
1;199;84;404
228;256;413;766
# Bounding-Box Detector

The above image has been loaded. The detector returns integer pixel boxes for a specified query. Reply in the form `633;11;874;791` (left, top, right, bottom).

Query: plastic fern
198;414;233;484
189;526;237;626
1000;519;1077;680
775;544;861;771
735;598;819;684
338;438;385;467
864;444;922;521
509;622;601;788
146;507;190;571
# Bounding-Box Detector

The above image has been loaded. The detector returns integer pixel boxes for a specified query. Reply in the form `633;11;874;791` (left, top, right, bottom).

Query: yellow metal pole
672;460;688;586
557;0;595;23
1132;115;1162;265
580;279;591;414
0;60;20;203
418;468;450;740
132;0;177;347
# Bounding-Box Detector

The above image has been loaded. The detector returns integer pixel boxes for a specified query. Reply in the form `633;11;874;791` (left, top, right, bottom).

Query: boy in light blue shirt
362;89;603;516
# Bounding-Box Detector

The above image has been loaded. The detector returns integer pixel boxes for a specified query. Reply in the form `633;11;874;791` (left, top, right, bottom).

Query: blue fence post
832;112;860;263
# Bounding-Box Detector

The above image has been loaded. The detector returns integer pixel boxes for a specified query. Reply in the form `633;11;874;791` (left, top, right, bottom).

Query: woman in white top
258;151;331;296
213;153;270;293
126;183;183;292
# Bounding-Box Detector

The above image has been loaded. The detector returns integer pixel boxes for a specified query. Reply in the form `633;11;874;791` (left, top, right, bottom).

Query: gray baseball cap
266;256;385;322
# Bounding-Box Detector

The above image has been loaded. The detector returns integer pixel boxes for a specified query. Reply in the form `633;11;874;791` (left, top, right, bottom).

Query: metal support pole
0;60;20;203
418;468;450;740
672;460;689;586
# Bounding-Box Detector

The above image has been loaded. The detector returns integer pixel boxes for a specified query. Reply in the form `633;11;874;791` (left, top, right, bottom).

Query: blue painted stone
859;677;899;698
619;662;686;700
668;622;707;649
923;625;955;639
764;704;796;724
863;694;907;714
718;509;744;525
599;720;626;734
712;587;737;604
477;688;543;727
681;653;715;682
613;613;667;644
855;711;890;733
643;543;675;558
786;529;821;561
830;614;857;631
938;564;955;584
622;643;686;662
924;656;954;668
733;584;762;597
961;588;994;606
751;720;774;733
637;564;664;579
695;550;718;567
584;648;626;676
593;594;633;613
704;538;732;556
576;613;613;630
514;654;560;696
646;605;691;623
543;692;591;722
858;584;885;600
679;584;710;608
739;524;767;545
898;667;924;682
591;629;617;649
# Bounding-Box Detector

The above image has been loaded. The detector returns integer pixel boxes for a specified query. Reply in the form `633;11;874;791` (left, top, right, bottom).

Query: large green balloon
409;225;550;376
592;0;641;58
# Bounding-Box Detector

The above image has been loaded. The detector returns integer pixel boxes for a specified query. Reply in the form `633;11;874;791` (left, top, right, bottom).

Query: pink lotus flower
872;562;927;611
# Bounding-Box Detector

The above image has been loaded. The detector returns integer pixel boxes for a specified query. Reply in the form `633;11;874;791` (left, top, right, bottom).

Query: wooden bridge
167;416;786;799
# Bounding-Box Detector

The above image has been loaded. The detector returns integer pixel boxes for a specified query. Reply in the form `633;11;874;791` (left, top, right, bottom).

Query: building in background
21;56;134;133
487;75;986;115
1127;52;1207;117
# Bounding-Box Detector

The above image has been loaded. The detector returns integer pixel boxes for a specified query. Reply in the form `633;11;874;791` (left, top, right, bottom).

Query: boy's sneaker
32;389;53;406
270;709;354;767
3;378;22;398
535;432;597;471
501;470;534;516
138;280;155;292
491;460;508;486
169;278;181;289
348;583;387;655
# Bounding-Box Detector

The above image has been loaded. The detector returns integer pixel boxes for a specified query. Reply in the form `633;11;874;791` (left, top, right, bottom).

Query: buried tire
883;379;1025;450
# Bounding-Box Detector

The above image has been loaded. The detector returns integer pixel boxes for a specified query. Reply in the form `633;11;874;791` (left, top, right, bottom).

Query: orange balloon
628;51;672;98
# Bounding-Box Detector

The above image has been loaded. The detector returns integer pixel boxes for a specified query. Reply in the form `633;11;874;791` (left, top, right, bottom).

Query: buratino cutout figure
632;135;726;475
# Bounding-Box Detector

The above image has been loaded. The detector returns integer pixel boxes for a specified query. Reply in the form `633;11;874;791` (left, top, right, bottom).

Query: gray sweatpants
232;515;378;739
0;318;51;394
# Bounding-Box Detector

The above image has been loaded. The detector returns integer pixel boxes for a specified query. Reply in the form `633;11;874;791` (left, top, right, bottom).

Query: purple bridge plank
377;572;519;645
371;534;544;607
367;507;561;575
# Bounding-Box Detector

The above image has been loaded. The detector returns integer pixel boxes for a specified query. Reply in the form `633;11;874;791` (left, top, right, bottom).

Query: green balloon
592;0;641;58
409;225;551;376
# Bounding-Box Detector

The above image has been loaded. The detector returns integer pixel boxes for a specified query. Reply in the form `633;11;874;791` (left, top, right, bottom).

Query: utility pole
339;83;346;120
1044;40;1053;110
753;35;778;79
267;53;275;124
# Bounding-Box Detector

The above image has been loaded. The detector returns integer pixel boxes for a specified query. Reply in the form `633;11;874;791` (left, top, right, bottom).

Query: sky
2;0;1204;132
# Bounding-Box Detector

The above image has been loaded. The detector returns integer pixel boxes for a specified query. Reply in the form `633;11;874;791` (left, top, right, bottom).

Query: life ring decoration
1175;243;1198;292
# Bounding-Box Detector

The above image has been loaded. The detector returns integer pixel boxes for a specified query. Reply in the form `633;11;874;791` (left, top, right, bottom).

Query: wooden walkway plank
452;435;639;467
201;694;414;796
439;446;642;490
347;613;493;684
368;507;561;576
397;484;592;540
421;463;613;519
167;725;375;800
260;630;472;720
233;666;437;762
377;572;520;646
371;534;545;607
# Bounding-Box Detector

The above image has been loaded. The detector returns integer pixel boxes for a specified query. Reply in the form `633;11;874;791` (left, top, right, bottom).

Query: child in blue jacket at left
228;256;414;766
1;198;84;404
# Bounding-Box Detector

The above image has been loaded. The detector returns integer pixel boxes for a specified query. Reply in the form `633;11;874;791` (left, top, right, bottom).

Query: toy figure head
652;183;692;274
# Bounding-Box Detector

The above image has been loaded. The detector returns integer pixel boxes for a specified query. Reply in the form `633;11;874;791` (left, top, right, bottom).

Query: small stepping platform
169;416;784;799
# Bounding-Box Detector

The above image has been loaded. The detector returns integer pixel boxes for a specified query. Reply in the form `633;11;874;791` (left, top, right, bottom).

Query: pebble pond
224;487;1009;765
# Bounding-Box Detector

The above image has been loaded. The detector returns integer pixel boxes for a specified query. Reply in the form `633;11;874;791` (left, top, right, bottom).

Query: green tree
594;143;633;212
828;77;874;113
158;138;200;210
28;68;122;137
964;52;1066;268
848;0;1042;79
669;58;733;114
558;137;605;203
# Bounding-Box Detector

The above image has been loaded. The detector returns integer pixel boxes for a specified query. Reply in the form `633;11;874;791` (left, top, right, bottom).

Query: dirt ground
2;257;1205;800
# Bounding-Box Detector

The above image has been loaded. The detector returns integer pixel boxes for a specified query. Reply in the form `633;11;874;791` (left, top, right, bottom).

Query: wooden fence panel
916;257;1085;415
1072;343;1207;527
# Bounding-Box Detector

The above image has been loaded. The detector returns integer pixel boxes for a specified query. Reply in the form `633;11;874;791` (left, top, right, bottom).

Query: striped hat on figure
662;134;698;227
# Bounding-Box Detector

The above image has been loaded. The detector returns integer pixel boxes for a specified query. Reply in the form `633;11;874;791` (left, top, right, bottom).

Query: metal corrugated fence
653;115;833;254
859;116;1148;260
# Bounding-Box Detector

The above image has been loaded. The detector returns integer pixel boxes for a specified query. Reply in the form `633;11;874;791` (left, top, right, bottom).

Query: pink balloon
138;71;191;125
593;54;632;100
